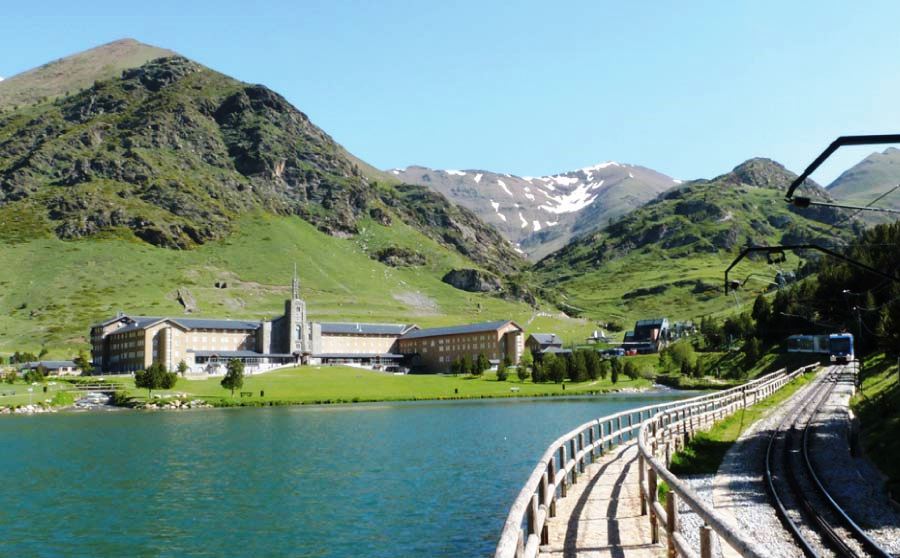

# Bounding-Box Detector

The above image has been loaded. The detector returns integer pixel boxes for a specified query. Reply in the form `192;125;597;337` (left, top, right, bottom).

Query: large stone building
90;271;525;375
90;271;415;375
396;320;524;373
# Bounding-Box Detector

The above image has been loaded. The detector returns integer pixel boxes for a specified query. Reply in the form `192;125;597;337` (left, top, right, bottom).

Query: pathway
539;442;663;558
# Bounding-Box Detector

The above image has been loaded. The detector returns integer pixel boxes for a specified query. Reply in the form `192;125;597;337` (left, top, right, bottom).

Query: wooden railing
636;363;818;558
494;367;811;558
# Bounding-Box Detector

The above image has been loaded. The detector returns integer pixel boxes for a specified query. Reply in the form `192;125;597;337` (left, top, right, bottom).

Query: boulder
441;268;502;293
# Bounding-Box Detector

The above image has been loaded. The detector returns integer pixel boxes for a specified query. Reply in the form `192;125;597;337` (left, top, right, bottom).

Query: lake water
0;391;694;557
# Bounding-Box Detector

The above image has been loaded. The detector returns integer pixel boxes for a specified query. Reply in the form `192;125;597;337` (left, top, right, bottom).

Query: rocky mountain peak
391;161;679;260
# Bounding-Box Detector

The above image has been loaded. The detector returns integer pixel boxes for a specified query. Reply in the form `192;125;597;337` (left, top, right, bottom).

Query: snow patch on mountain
580;161;620;173
539;182;600;214
445;170;466;176
474;173;483;183
518;212;527;228
532;220;542;232
498;179;512;196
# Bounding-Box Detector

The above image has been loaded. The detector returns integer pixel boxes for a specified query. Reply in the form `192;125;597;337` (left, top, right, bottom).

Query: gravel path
708;372;827;558
807;366;900;555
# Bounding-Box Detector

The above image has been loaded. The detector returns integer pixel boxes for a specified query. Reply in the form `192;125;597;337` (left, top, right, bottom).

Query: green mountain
531;158;850;328
0;50;588;356
0;39;176;110
827;147;900;224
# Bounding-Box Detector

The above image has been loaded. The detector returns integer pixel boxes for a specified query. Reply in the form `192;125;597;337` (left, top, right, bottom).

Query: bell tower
286;263;309;354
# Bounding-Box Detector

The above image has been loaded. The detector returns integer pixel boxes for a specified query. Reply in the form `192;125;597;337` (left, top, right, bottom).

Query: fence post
528;493;539;539
559;445;568;497
578;432;585;473
571;439;578;484
649;467;659;544
666;491;678;558
638;452;647;515
548;459;557;517
700;524;713;558
589;425;596;462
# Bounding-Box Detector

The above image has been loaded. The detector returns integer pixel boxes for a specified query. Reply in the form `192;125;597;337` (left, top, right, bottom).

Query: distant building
526;333;563;355
397;320;524;373
624;318;670;353
585;330;611;343
18;361;81;376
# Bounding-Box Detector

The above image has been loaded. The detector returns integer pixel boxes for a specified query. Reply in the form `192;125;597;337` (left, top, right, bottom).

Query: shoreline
0;382;698;415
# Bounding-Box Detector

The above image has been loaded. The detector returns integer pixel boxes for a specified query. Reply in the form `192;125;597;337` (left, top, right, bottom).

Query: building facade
90;271;416;375
396;320;524;373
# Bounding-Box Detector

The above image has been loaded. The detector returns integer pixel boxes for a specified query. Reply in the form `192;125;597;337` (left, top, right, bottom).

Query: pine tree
517;363;530;382
475;353;489;376
610;358;621;384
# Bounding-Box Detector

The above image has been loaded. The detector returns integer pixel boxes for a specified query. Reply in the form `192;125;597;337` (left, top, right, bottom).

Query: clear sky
4;1;900;183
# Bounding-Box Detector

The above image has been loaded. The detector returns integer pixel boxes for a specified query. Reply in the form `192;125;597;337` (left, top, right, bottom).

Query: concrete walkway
539;442;663;558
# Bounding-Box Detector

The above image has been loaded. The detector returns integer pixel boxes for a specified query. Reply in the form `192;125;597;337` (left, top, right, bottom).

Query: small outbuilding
526;333;563;355
17;360;81;376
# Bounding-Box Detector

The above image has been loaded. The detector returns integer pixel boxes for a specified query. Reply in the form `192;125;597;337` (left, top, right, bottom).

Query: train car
785;334;829;354
828;333;854;364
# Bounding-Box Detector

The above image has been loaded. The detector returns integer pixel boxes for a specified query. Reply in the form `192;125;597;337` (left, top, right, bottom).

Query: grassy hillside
851;352;900;498
0;211;591;357
0;39;175;110
827;147;900;226
532;159;850;330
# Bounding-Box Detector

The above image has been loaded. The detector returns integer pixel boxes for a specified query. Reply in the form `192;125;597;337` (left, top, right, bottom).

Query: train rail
764;365;892;558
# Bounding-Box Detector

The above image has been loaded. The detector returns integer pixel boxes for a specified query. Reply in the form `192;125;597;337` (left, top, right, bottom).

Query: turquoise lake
0;391;693;557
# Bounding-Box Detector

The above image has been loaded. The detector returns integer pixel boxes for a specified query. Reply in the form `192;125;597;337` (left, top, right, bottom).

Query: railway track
764;366;893;558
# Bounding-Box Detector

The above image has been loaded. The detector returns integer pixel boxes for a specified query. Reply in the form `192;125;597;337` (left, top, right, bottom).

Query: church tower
286;264;310;354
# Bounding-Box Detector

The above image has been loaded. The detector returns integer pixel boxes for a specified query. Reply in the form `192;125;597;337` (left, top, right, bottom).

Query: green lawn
669;367;817;475
109;365;652;406
0;379;78;407
851;353;900;498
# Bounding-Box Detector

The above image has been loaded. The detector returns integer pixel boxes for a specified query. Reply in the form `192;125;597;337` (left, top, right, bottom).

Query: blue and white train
786;333;854;364
828;333;854;364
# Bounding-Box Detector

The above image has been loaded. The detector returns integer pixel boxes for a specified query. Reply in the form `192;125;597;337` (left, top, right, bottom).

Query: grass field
851;352;900;498
669;367;817;475
0;380;75;407
108;365;652;406
0;212;594;357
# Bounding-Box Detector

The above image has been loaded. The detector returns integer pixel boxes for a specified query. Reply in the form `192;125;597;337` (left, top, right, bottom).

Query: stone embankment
0;404;58;415
142;398;213;410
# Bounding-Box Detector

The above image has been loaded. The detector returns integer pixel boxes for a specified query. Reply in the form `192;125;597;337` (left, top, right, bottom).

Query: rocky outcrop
374;246;426;267
441;269;503;293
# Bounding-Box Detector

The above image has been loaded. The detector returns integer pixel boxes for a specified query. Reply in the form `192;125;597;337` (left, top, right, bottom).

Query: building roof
313;353;404;359
107;315;261;335
188;350;295;358
634;318;668;328
528;333;562;345
18;360;77;370
399;320;520;340
319;322;413;335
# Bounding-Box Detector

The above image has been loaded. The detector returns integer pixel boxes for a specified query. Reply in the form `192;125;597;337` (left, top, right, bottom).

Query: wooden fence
636;363;818;558
494;365;816;558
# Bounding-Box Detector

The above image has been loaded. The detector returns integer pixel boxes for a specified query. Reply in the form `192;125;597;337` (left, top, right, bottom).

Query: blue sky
4;1;900;183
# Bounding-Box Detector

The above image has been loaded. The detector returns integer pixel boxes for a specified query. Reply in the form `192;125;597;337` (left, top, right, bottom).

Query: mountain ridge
0;54;524;277
391;161;678;260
